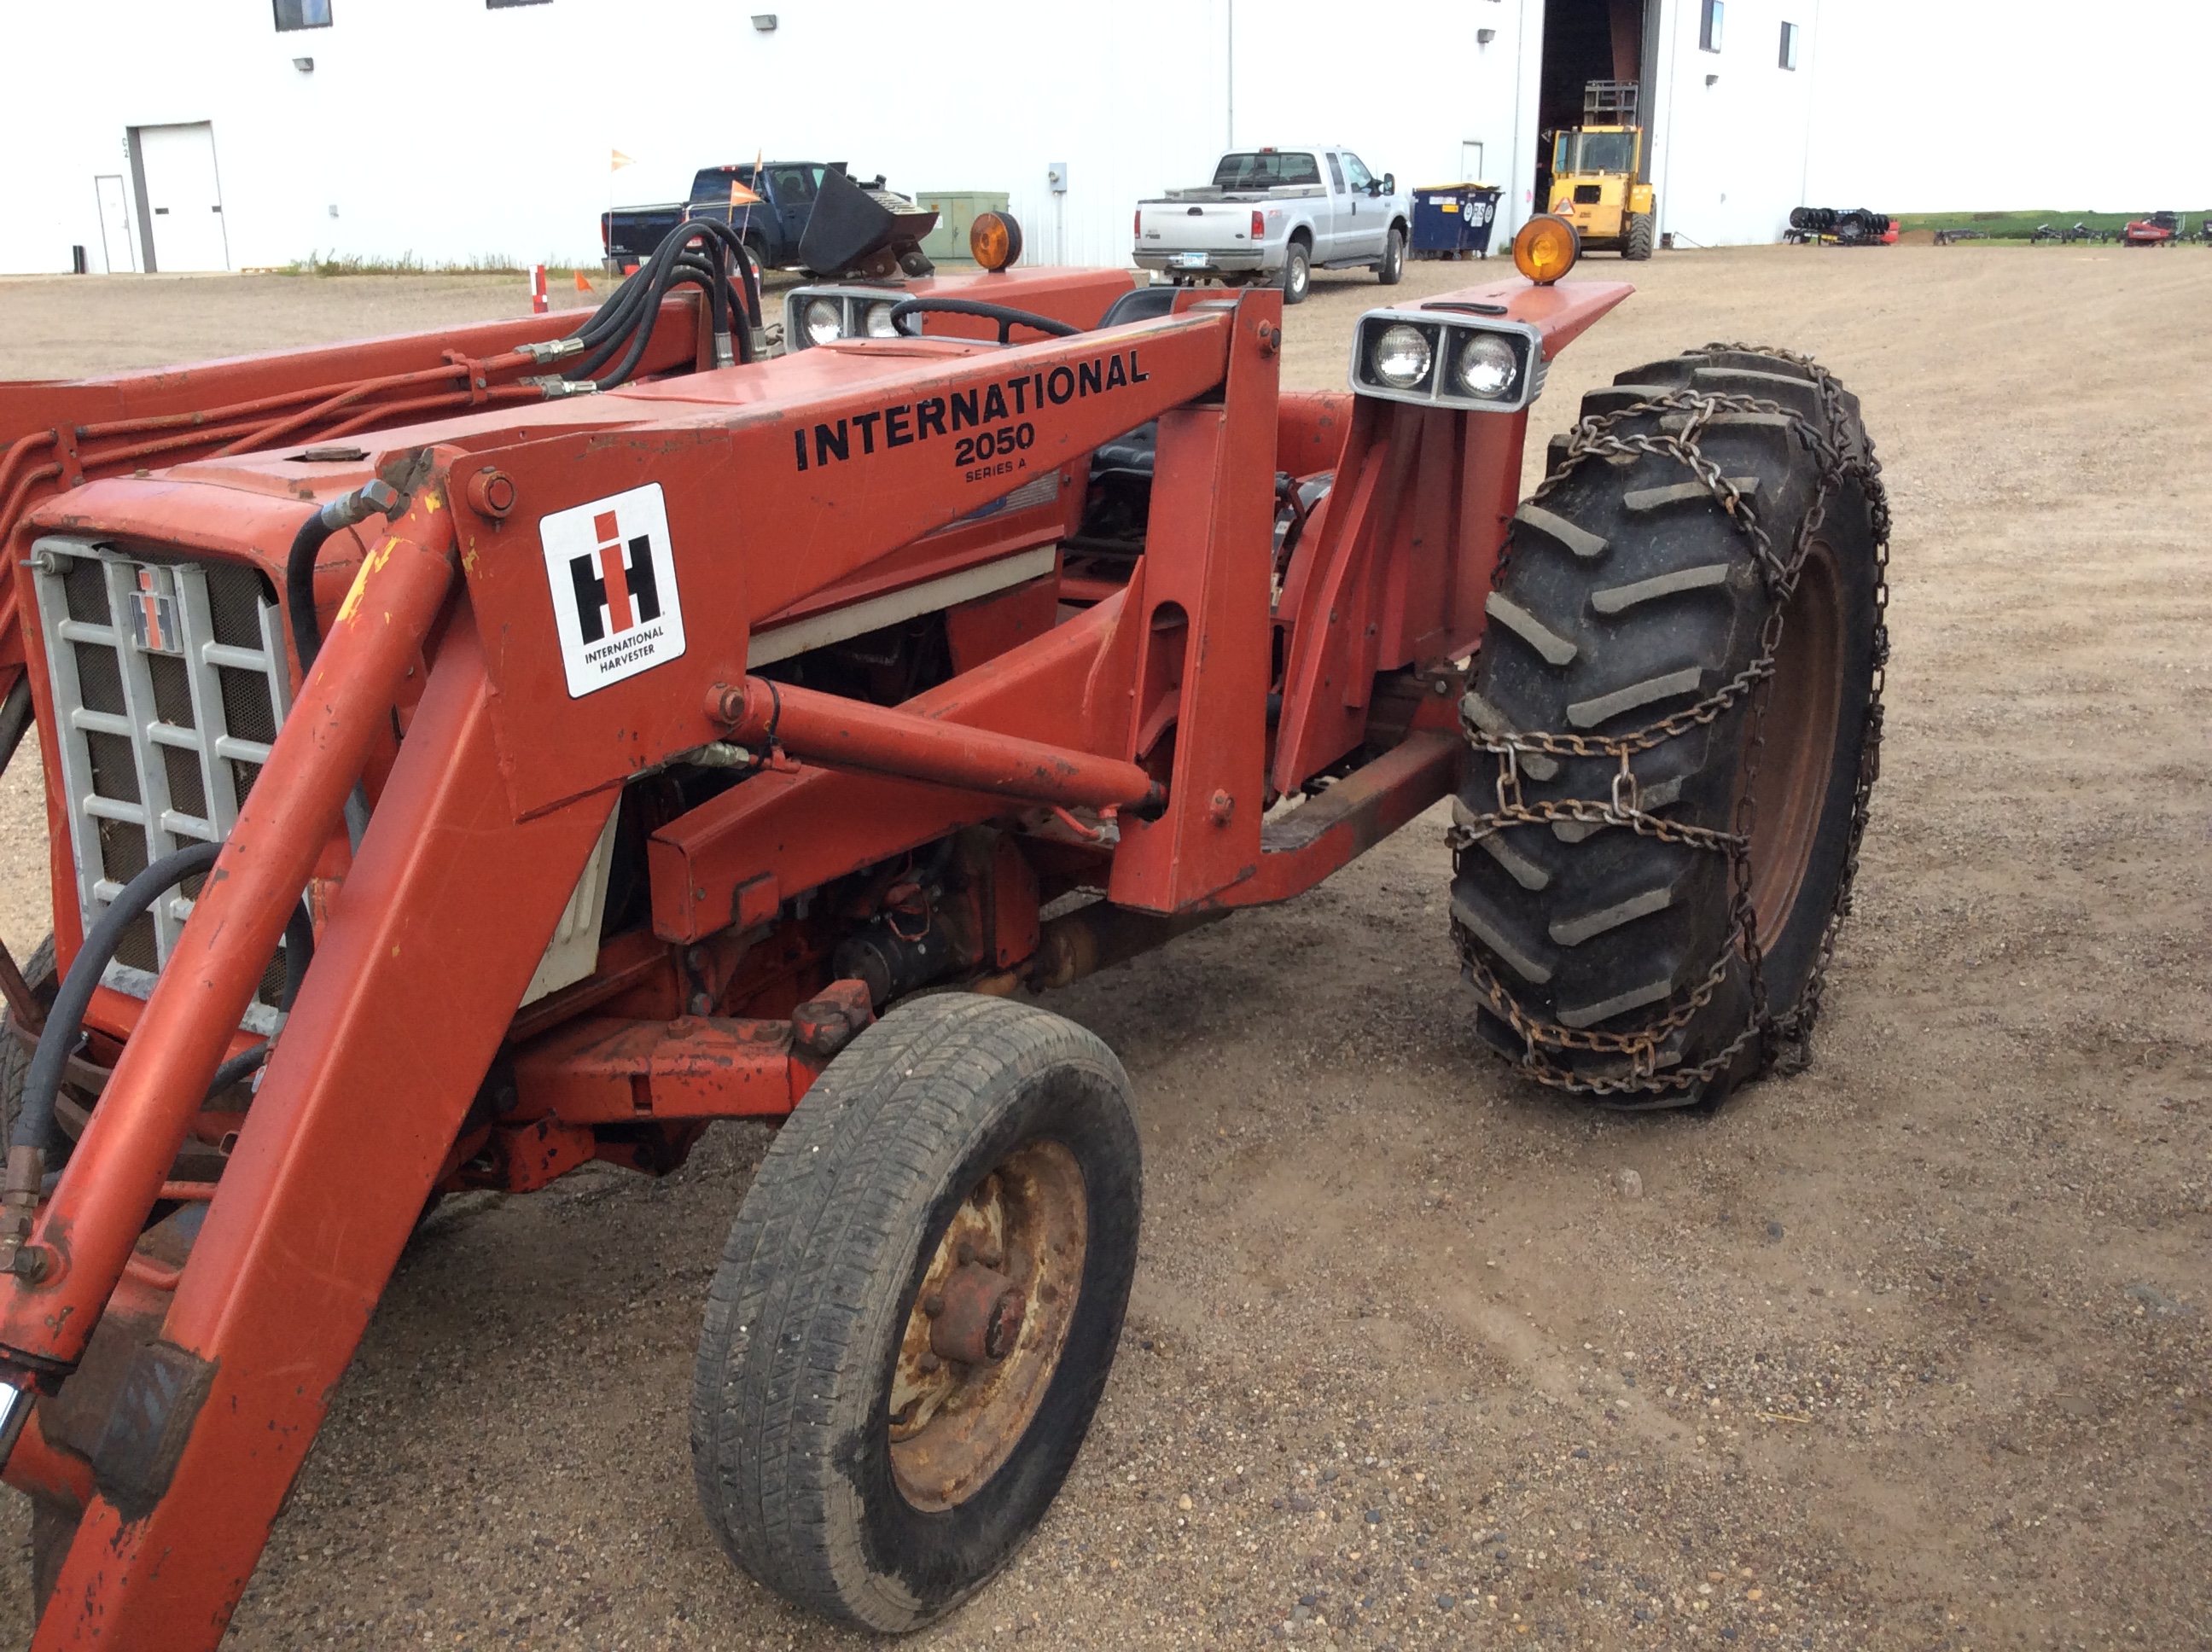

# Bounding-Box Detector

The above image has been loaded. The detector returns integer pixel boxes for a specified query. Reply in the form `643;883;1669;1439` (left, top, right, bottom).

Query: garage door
135;122;230;273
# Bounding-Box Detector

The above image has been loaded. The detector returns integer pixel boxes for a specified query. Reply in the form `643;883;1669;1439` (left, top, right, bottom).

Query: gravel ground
0;244;2205;1649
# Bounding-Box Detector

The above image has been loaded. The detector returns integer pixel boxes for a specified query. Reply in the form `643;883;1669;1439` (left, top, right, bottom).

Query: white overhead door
136;123;230;273
94;175;137;273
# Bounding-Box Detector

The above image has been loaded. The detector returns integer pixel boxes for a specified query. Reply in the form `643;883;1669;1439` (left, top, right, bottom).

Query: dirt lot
0;244;2206;1649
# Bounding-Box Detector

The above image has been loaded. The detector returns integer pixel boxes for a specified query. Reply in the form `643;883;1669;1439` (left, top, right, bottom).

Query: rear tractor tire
691;995;1142;1631
1452;346;1889;1106
1624;212;1656;261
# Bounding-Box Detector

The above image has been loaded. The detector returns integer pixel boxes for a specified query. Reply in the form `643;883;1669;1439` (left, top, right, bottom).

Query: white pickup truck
1132;147;1410;305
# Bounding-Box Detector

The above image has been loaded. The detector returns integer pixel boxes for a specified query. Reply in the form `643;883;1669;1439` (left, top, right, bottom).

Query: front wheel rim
888;1140;1088;1512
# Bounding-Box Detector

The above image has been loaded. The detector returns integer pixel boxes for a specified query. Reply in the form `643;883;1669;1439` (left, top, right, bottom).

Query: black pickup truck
600;161;889;271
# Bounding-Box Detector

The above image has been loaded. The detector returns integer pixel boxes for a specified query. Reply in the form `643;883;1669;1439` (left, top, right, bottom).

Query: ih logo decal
129;565;182;656
537;482;686;698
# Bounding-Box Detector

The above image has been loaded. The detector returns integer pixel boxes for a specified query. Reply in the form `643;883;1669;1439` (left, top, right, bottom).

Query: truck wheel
1378;227;1406;285
1279;239;1312;305
1624;212;1656;261
0;934;55;1143
1452;347;1889;1106
691;994;1142;1630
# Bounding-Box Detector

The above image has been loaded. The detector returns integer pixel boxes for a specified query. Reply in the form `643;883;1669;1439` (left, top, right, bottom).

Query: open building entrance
1534;0;1656;219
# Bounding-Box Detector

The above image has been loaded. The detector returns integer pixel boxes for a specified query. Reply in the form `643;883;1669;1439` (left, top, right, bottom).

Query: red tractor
0;199;1887;1644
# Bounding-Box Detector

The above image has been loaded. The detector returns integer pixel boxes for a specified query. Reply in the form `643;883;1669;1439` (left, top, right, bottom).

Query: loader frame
0;264;1627;1645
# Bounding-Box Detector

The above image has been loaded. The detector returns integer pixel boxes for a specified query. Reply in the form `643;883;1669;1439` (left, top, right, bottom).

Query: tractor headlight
804;297;847;346
1455;332;1520;399
1371;323;1433;390
1349;309;1544;413
865;302;901;339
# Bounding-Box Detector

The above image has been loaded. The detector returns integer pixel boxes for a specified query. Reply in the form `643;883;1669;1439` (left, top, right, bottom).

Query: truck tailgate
1138;203;1260;254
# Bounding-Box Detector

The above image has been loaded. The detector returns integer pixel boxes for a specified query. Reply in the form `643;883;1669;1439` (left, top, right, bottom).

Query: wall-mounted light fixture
293;56;314;72
751;13;777;28
1477;26;1496;43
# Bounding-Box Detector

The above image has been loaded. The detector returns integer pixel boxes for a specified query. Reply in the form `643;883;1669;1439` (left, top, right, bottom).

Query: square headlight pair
783;286;907;350
1348;308;1546;413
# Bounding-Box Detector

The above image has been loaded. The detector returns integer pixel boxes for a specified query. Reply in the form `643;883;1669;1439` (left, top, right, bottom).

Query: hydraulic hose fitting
0;1144;38;1272
525;375;600;398
515;336;586;366
317;477;402;534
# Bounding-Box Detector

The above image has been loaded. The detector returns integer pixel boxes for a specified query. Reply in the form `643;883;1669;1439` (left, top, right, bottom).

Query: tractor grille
32;537;295;1021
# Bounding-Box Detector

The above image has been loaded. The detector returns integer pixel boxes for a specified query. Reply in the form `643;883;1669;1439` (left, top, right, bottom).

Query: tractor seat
1087;288;1179;478
1095;283;1179;330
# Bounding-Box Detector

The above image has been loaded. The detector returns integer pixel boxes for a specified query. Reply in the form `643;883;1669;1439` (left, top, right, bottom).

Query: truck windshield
1559;132;1637;175
1213;151;1322;189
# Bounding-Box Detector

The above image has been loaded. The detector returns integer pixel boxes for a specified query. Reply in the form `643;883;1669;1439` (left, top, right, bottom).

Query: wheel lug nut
923;1294;944;1318
957;1241;975;1265
917;1352;940;1374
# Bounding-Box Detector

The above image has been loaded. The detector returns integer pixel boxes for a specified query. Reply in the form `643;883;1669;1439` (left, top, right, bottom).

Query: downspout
1511;0;1532;236
1797;0;1823;210
1656;0;1680;243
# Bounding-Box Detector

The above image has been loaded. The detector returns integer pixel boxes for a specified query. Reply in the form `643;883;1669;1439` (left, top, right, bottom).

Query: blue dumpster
1411;184;1503;259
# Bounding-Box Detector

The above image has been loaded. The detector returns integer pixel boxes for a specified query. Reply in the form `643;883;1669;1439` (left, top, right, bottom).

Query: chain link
1452;346;1891;1102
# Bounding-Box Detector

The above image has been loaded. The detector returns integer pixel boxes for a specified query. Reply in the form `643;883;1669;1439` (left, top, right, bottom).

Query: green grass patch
276;253;599;277
1896;209;2209;241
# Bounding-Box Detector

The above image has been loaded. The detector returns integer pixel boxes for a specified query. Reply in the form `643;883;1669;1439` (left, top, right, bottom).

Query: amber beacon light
970;211;1023;271
1512;214;1580;285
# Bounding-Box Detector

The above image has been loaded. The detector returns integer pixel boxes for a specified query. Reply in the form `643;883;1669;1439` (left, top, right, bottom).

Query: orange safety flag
573;270;594;292
610;148;635;172
727;177;762;207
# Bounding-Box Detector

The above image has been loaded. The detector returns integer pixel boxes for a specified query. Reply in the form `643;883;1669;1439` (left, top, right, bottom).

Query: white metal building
0;0;1826;278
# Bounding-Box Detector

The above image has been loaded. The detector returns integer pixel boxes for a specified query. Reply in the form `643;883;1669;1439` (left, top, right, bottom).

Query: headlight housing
1454;332;1520;399
803;297;847;346
1372;323;1432;390
783;286;921;352
1348;308;1545;413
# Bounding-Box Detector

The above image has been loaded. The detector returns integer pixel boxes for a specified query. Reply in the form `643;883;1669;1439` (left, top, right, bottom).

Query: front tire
1279;239;1312;305
1377;227;1406;284
691;995;1142;1631
1452;347;1888;1105
1624;212;1656;261
0;934;55;1144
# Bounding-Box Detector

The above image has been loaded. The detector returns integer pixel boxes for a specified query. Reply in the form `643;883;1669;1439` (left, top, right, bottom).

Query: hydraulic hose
564;219;760;389
285;477;403;676
885;297;1079;343
13;846;317;1155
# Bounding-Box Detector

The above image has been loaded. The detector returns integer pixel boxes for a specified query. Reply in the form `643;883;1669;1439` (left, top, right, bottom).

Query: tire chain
1450;346;1891;1102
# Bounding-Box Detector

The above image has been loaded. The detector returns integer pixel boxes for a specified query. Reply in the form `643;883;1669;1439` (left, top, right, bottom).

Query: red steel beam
707;676;1165;814
515;1014;801;1123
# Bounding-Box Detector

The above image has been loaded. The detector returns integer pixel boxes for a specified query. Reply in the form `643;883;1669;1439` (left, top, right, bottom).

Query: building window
273;0;331;29
1778;20;1799;68
486;0;550;7
1699;0;1724;52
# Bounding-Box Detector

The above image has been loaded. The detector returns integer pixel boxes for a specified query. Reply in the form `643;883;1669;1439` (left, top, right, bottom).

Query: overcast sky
1807;0;2205;211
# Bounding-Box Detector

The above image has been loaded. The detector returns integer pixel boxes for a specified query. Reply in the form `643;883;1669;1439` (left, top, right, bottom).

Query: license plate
1172;252;1209;269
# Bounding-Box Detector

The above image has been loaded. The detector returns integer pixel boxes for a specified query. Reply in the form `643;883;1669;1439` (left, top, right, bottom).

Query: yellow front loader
1548;81;1656;260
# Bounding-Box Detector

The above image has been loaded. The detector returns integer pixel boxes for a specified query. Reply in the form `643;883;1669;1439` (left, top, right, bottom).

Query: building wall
1645;0;1821;247
0;0;1557;279
0;0;1848;280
